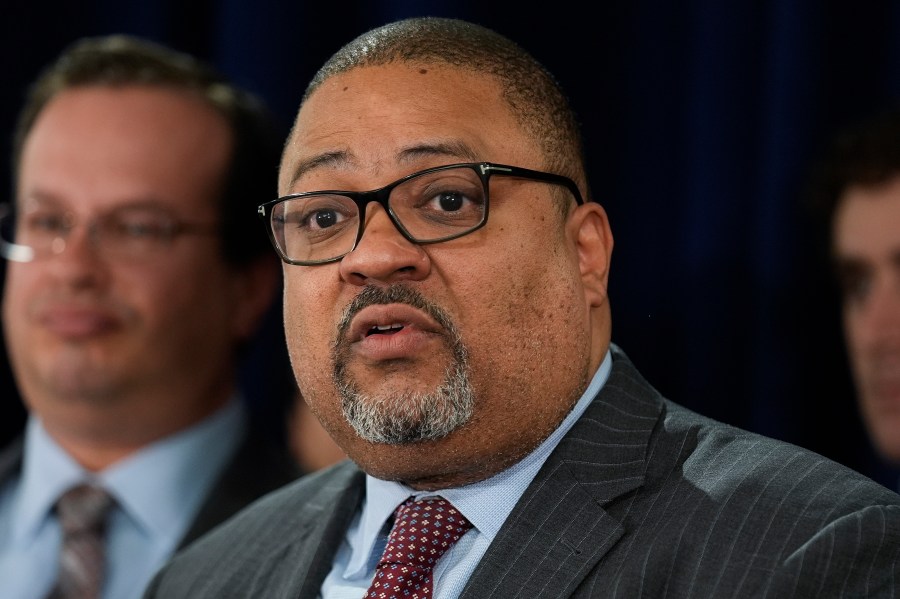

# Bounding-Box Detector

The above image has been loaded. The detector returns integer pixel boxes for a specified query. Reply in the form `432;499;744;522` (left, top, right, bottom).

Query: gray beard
332;285;475;444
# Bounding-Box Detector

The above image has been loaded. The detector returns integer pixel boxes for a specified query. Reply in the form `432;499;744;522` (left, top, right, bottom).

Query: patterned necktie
365;496;473;599
46;484;114;599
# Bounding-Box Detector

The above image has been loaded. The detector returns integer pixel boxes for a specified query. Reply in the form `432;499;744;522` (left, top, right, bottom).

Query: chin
352;446;465;489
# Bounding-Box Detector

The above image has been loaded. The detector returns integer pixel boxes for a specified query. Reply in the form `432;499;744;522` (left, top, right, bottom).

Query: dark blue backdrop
3;0;900;488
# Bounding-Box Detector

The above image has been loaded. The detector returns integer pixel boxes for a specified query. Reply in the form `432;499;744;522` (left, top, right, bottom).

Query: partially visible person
288;392;347;472
147;17;900;598
0;35;300;599
807;103;900;485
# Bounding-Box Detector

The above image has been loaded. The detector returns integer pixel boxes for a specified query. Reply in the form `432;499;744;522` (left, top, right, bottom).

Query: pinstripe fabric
144;345;900;599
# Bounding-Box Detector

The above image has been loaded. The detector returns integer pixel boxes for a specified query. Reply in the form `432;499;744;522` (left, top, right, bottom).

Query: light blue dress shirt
0;397;246;599
321;350;613;599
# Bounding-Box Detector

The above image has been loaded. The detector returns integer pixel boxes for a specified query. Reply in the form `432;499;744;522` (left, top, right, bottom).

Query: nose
51;220;103;259
338;202;430;286
855;273;900;348
46;220;110;287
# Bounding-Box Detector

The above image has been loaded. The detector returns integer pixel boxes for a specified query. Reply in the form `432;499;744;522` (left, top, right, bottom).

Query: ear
230;256;281;340
567;202;614;308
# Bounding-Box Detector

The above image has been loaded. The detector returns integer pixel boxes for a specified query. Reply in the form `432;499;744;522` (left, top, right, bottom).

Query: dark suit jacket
0;419;302;551
144;346;900;598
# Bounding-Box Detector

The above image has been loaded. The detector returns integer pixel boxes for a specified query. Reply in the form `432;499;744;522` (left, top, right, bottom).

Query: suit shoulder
656;398;900;510
144;461;363;598
604;398;900;596
207;459;361;543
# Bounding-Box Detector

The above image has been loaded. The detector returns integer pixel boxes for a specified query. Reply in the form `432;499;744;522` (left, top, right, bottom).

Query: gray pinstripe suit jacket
145;345;900;598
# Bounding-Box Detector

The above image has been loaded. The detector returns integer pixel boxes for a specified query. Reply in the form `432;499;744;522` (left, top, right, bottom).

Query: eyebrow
395;141;480;165
833;255;866;276
18;191;64;210
286;151;350;187
285;140;482;188
832;249;900;280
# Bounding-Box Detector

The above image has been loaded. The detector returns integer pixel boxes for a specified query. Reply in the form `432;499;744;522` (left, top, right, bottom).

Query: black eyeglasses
257;162;584;265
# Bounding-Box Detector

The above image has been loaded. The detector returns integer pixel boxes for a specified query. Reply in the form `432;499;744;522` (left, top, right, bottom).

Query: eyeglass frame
257;161;586;266
0;202;220;263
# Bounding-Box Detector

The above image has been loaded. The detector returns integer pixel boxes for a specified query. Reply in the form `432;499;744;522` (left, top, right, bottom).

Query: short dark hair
12;34;280;266
301;17;589;205
805;103;900;256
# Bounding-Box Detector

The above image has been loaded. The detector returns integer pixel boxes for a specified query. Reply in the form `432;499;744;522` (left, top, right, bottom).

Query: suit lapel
0;436;24;481
221;464;366;599
179;425;302;548
294;468;366;598
461;345;663;598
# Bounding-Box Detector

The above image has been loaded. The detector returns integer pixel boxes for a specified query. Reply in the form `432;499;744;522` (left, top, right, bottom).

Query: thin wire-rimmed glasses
258;162;584;266
0;203;219;263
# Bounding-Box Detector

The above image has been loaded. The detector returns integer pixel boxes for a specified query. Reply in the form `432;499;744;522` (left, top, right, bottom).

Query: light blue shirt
0;397;246;599
321;350;613;599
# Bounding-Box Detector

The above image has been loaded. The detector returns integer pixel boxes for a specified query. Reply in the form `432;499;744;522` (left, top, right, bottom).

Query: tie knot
55;484;113;535
366;496;472;598
384;495;472;567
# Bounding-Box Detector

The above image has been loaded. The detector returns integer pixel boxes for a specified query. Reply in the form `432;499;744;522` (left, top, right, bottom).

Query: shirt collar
101;398;246;541
13;417;90;543
348;349;613;574
12;397;246;546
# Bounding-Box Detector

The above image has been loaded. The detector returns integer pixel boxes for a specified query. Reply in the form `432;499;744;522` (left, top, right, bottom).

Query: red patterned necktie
365;496;473;599
46;484;114;599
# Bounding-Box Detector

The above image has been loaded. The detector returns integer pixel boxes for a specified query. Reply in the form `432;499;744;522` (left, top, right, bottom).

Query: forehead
19;85;232;213
280;63;536;192
834;176;900;258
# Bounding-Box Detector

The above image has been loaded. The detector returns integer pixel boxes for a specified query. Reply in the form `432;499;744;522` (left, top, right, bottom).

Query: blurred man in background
0;34;300;599
807;103;900;490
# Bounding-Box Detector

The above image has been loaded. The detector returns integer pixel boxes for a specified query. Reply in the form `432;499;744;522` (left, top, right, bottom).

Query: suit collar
0;435;23;481
181;417;302;547
461;344;663;598
292;466;367;598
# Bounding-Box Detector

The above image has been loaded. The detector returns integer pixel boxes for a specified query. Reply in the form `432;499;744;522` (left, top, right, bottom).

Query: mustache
334;284;460;344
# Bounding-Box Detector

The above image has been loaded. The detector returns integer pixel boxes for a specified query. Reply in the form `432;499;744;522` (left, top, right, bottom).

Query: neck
35;389;233;471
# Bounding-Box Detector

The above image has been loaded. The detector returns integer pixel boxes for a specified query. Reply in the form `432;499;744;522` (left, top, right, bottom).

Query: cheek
454;246;586;385
122;261;239;343
843;308;867;352
842;310;873;385
2;266;32;315
1;271;29;350
2;266;61;344
481;275;581;349
283;271;337;383
129;266;209;314
842;312;857;344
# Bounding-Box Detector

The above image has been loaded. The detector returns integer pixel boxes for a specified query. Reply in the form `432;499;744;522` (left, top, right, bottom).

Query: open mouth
367;324;405;336
347;303;442;344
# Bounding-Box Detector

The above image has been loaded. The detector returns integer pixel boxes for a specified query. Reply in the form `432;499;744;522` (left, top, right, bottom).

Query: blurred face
3;86;254;441
279;64;611;489
833;175;900;463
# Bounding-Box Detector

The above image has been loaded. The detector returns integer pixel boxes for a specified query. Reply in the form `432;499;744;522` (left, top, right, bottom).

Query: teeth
369;324;403;335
